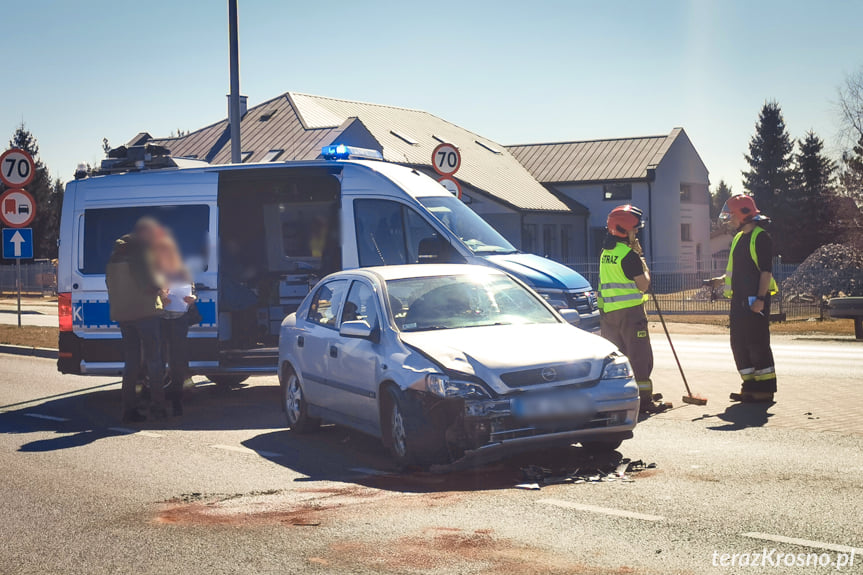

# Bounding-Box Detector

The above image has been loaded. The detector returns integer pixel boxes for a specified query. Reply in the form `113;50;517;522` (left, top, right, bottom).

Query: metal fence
563;257;859;320
0;261;57;296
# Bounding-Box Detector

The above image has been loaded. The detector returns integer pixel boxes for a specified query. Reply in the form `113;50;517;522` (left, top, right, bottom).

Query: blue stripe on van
73;299;217;328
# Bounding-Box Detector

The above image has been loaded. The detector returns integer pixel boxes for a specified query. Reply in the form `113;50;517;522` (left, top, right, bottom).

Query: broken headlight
601;355;633;380
426;373;491;399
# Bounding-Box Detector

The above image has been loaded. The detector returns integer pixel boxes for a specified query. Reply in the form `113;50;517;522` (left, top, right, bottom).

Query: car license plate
512;392;595;422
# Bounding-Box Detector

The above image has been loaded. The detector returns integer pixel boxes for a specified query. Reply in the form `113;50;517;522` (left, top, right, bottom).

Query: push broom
650;291;708;406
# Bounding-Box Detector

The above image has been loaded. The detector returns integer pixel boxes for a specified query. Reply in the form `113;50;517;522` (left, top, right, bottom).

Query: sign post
1;170;37;327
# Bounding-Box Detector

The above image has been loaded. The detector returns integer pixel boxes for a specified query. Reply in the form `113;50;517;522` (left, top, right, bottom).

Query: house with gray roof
508;128;710;270
134;92;589;259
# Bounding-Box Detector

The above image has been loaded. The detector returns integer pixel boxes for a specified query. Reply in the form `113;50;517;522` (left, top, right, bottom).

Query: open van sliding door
68;200;219;375
216;166;343;373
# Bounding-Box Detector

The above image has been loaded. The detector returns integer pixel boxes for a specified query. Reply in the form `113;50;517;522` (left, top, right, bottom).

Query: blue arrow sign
2;227;33;259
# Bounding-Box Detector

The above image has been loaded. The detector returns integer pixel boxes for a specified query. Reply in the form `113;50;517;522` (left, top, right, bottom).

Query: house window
542;224;557;258
522;224;538;253
680;183;692;202
561;224;573;262
603;183;632;201
262;149;283;162
681;223;692;242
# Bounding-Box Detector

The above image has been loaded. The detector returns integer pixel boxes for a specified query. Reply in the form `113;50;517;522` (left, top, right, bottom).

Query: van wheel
383;386;447;468
208;375;249;388
282;366;319;433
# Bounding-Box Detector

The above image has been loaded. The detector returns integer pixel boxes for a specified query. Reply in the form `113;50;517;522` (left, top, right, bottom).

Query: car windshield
417;196;517;254
386;273;558;332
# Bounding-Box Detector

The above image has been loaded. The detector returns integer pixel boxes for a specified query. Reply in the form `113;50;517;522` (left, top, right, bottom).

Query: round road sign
431;143;461;176
0;189;36;228
0;148;36;189
437;177;462;199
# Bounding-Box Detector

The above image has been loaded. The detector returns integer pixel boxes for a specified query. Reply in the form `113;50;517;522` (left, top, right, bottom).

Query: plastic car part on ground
514;458;656;489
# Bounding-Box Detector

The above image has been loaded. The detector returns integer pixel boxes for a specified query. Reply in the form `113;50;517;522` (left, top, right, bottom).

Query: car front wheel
282;366;319;433
383;386;448;468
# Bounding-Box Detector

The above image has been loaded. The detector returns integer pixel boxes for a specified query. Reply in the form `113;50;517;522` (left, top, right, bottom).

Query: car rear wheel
282;366;319;433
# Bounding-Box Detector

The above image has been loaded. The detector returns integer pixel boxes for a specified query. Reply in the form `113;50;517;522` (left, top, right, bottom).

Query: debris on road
517;458;656;488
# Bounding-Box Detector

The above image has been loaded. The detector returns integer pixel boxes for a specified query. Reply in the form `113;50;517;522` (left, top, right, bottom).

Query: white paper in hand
164;283;193;313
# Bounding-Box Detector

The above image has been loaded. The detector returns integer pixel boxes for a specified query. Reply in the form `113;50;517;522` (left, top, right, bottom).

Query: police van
57;144;598;380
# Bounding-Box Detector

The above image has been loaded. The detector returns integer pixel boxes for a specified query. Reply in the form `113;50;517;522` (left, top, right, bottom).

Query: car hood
399;323;618;395
483;253;591;291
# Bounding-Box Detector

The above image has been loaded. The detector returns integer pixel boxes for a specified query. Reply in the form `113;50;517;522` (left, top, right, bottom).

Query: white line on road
210;444;282;458
107;427;163;438
742;532;863;555
538;498;665;522
23;413;69;422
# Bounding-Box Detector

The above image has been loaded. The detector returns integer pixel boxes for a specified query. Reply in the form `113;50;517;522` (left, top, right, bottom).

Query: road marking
23;413;69;422
348;467;390;476
538;498;665;522
210;444;282;458
107;427;163;438
741;532;863;555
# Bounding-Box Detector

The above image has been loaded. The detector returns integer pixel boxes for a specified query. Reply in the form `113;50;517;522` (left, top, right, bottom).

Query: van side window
354;199;444;267
340;281;379;329
80;205;209;275
307;280;348;329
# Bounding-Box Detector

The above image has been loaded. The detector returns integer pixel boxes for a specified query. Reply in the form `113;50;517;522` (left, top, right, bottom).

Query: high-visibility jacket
598;242;647;312
724;227;778;299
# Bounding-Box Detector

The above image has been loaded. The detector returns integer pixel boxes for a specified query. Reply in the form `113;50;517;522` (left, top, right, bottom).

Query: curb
0;344;58;359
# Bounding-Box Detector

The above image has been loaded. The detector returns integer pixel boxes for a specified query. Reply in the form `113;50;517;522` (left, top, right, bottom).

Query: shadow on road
1;379;635;493
695;402;775;431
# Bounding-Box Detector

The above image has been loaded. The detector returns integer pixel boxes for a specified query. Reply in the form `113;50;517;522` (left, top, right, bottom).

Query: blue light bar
321;144;384;161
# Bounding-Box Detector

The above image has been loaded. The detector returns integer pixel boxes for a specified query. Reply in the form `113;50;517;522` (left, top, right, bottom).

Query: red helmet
607;204;645;238
719;194;763;224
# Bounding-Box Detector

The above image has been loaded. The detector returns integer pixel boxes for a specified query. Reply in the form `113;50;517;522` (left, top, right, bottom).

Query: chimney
227;94;248;124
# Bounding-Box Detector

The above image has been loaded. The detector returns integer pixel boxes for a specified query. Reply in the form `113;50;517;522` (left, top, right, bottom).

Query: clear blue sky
3;0;862;193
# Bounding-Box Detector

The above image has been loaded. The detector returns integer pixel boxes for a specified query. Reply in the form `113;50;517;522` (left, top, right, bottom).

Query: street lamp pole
228;0;241;164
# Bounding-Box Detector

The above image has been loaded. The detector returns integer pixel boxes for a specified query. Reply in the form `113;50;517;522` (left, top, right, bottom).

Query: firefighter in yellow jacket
598;205;663;413
719;194;778;403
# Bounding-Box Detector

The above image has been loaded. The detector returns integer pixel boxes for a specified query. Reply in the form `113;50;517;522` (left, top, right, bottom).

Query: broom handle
650;290;695;397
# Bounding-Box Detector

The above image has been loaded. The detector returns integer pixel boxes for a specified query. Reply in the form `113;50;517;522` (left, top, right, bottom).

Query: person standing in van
152;232;197;416
105;218;167;422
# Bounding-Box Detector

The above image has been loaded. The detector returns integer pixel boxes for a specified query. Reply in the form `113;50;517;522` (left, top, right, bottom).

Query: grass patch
657;315;855;336
0;325;59;349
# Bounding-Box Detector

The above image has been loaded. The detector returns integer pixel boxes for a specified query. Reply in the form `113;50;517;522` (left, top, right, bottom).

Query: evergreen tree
742;101;796;257
784;131;835;260
0;123;63;259
742;101;795;216
710;180;732;222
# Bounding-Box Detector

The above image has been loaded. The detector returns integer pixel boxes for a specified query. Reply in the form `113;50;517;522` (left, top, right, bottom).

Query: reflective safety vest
598;242;647;312
724;227;778;299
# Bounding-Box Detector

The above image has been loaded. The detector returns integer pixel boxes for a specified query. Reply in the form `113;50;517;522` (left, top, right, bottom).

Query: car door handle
329;345;338;358
297;336;304;348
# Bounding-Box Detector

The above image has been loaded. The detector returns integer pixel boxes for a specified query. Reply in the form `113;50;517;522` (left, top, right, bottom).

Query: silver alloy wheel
390;401;407;458
286;374;302;425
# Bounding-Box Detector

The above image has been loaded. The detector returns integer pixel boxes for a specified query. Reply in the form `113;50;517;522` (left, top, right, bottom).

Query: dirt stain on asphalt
325;527;645;574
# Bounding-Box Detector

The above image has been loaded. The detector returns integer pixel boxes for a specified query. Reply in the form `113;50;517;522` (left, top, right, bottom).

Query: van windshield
417;196;517;255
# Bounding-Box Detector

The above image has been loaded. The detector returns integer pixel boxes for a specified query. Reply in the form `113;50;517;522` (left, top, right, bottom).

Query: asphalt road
1;334;862;574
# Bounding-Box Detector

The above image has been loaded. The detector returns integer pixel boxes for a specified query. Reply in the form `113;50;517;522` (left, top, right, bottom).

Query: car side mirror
418;236;455;263
559;308;581;325
340;320;379;342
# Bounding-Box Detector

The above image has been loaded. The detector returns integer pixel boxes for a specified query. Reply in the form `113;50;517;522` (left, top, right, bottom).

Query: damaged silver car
278;264;639;466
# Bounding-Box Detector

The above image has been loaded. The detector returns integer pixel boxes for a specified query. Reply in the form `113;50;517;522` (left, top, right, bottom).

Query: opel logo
541;367;557;382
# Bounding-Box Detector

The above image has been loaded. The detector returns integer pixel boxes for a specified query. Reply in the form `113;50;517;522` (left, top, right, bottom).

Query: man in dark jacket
105;218;166;422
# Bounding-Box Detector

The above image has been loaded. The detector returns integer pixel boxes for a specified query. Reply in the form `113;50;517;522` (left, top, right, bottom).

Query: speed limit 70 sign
0;149;35;188
432;143;461;176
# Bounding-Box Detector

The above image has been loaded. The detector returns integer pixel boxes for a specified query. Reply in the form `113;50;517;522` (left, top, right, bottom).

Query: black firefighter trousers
600;304;653;403
729;300;777;394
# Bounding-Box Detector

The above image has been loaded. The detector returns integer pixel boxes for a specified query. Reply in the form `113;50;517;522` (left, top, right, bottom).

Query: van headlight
536;289;568;310
426;373;491;399
601;355;633;380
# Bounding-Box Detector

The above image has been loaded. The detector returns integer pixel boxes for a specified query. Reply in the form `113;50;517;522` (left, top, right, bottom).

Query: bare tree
838;67;863;143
